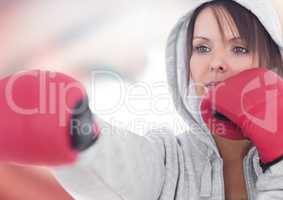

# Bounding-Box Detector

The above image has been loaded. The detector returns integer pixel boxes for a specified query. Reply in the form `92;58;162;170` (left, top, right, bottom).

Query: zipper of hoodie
218;159;225;200
243;156;252;200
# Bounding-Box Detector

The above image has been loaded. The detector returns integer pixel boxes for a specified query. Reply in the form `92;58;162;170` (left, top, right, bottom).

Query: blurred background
0;0;196;198
0;0;195;135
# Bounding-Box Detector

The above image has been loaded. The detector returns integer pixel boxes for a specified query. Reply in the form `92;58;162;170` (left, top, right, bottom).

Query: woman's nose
209;53;228;73
209;64;227;73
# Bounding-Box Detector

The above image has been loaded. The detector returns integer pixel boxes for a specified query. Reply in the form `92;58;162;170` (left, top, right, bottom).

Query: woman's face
190;7;260;96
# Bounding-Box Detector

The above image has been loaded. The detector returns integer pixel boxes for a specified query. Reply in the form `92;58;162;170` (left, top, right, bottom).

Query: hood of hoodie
165;0;283;156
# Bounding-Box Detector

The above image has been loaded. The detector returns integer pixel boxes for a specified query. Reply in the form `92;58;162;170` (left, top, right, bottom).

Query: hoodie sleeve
51;117;180;200
255;160;283;199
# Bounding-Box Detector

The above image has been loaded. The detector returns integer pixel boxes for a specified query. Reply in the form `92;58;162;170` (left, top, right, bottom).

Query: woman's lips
204;81;222;88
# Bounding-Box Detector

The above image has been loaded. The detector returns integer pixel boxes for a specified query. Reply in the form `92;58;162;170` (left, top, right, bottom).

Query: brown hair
186;0;283;78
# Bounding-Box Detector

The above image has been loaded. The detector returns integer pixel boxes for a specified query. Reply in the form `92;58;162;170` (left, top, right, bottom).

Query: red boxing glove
0;70;99;166
200;68;283;170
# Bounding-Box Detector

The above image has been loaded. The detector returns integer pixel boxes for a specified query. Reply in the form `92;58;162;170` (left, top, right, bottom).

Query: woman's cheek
189;55;209;96
190;55;210;80
228;55;259;72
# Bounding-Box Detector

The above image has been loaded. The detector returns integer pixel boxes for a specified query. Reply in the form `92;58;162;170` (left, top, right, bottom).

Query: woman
177;0;283;198
0;0;283;199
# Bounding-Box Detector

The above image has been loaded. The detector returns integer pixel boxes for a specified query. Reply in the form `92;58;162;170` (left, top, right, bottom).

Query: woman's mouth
204;81;222;89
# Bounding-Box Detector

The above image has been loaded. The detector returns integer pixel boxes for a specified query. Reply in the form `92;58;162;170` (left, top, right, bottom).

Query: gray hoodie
53;0;283;199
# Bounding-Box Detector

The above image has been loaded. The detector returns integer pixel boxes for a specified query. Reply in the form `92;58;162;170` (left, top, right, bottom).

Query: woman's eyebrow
229;37;243;42
193;36;244;42
193;36;210;41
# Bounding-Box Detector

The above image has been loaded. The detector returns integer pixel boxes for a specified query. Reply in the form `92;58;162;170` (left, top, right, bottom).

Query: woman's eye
194;45;210;54
233;46;249;55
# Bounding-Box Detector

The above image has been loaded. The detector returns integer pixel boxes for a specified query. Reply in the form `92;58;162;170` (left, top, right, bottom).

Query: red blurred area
0;163;73;200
